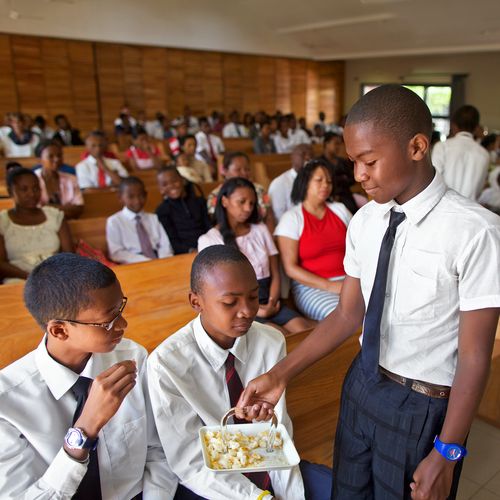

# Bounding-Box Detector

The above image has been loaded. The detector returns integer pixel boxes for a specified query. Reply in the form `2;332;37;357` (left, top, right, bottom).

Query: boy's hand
236;371;285;421
74;361;137;438
410;448;455;500
257;301;280;319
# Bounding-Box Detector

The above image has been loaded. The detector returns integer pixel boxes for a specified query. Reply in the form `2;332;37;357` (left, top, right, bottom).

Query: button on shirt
0;337;177;499
147;316;305;500
431;131;490;200
75;156;129;189
268;168;298;221
344;172;500;386
106;207;174;263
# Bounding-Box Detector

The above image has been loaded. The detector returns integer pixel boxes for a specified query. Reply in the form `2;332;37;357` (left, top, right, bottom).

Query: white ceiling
0;0;499;60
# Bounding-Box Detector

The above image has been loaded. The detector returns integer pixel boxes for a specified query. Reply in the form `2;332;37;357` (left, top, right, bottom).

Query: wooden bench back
68;217;108;253
223;138;254;154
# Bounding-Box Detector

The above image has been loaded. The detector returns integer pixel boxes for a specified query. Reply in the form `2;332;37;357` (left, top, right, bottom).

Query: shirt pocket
394;248;441;323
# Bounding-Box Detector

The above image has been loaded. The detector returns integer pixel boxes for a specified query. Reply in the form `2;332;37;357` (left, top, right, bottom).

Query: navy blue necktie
71;376;102;500
361;209;406;382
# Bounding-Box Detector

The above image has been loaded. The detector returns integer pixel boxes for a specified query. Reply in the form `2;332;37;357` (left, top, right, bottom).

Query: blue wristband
433;435;467;461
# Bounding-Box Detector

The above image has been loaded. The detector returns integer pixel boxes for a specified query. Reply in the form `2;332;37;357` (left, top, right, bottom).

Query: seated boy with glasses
0;253;177;499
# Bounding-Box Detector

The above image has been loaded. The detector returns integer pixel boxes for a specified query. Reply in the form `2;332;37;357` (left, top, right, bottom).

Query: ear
46;320;70;342
409;133;429;161
221;195;229;209
189;291;203;313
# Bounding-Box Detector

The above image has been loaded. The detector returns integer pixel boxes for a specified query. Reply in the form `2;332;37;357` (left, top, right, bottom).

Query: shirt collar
455;131;474;139
35;336;95;401
122;206;144;220
193;315;248;372
289;168;298;179
371;170;447;225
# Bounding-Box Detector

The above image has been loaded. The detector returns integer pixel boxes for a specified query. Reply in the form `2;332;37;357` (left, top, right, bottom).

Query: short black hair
86;130;106;140
223;151;249;171
157;164;181;177
119;176;146;194
24;253;118;329
191;245;253;294
215;177;260;248
35;140;62;158
291;159;335;204
54;114;67;123
179;134;196;147
345;84;433;143
452;105;480;133
323;131;342;144
481;133;497;150
6;166;38;194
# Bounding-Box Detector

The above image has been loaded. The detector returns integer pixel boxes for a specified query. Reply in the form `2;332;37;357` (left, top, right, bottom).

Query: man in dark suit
52;114;84;146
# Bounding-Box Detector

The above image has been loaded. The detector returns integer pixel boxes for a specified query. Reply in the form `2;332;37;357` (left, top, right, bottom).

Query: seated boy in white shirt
0;253;177;499
76;130;129;189
106;176;174;264
148;245;331;500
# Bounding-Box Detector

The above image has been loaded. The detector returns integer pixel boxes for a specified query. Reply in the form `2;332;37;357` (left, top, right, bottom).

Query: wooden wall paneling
306;61;319;126
275;58;291;114
0;34;18;119
11;36;47;118
121;45;145;116
41;39;73;122
222;54;243;115
183;50;205;116
166;49;185;118
241;55;260;113
318;61;345;124
290;59;307;119
202;52;223;116
257;57;276;114
142;47;168;118
95;43;125;133
68;41;100;135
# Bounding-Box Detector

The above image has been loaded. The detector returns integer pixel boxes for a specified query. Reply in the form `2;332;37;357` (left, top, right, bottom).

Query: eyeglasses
55;297;128;332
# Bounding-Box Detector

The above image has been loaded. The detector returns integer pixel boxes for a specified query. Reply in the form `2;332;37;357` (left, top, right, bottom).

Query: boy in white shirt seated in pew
107;176;174;264
148;245;331;500
0;253;177;499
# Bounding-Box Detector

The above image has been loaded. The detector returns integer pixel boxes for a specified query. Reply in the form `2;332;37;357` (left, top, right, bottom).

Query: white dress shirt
147;316;305;500
268;168;298;221
288;128;311;147
344;171;500;386
431;131;490;200
195;131;225;161
75;156;129;189
273;134;293;154
0;337;177;499
222;122;249;138
106;207;174;264
0;133;40;158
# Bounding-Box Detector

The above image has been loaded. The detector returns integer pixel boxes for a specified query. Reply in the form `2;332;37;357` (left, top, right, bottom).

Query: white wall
344;52;500;131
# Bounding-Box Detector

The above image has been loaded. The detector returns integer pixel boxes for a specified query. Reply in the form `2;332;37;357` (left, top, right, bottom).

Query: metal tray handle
220;407;278;453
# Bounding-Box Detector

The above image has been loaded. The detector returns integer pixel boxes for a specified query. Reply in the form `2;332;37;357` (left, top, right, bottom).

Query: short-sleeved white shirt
344;171;500;386
198;223;278;280
274;202;352;240
75;156;129;189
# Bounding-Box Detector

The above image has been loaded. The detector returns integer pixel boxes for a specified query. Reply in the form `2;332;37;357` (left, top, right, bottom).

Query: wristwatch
64;427;99;451
433;436;467;461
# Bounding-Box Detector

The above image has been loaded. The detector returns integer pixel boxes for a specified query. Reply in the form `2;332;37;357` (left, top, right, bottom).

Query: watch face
66;429;84;448
446;446;463;461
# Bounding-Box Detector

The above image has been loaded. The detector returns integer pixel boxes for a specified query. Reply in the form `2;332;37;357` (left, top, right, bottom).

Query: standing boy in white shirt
0;253;177;499
106;176;174;264
76;131;129;189
240;85;500;499
431;105;490;200
148;246;329;500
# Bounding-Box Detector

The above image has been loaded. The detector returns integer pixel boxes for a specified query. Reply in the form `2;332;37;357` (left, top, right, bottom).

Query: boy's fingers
103;360;137;383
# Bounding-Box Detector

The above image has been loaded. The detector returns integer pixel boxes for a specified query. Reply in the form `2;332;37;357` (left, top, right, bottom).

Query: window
361;83;452;140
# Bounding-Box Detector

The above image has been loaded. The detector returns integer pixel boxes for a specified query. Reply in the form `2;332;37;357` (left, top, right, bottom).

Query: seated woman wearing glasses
274;159;352;321
0;167;74;283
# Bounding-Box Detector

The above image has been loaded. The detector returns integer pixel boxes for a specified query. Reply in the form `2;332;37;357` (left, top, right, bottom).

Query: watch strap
434;435;467;461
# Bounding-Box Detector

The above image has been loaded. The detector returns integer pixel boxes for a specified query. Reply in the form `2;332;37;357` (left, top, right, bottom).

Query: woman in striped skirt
274;159;352;321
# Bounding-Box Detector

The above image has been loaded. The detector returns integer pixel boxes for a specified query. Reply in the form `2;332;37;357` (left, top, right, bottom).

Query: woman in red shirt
274;159;352;320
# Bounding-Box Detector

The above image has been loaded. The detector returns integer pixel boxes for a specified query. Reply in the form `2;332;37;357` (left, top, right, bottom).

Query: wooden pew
68;217;108;253
0;198;14;211
223;138;254;154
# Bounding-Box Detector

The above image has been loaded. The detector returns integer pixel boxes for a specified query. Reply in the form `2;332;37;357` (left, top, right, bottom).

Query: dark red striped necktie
225;353;272;492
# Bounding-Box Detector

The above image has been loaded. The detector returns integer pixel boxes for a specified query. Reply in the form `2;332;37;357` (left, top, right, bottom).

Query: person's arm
410;307;499;500
268;180;288;221
127;153;139;172
99;158;123;186
58;219;75;253
263;209;276;234
277;235;342;293
238;275;365;415
147;356;267;500
0;233;29;280
155;219;174;258
0;361;137;499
